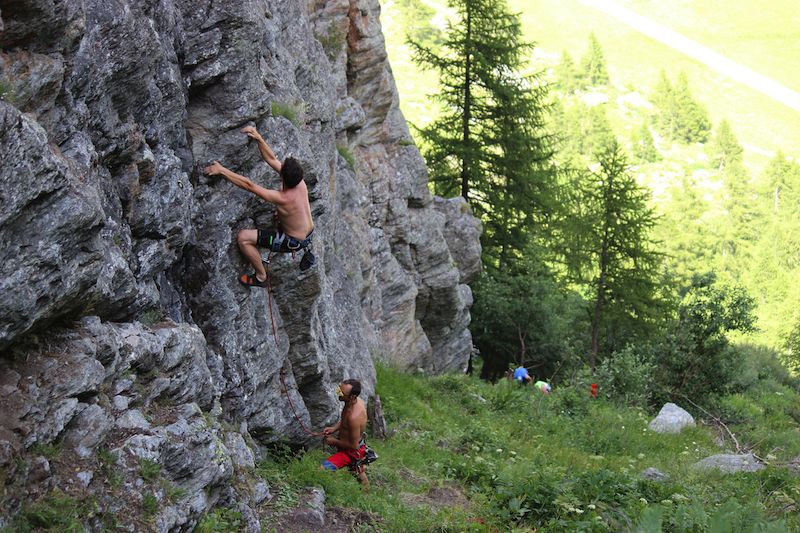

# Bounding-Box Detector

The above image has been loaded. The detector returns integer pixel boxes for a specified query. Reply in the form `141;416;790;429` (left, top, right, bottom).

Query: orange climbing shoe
239;273;269;287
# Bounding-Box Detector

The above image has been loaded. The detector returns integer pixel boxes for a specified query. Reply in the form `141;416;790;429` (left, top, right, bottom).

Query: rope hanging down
262;250;315;436
263;250;279;349
279;367;315;435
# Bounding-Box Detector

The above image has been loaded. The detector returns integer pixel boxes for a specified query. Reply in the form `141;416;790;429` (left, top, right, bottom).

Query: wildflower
639;498;648;504
588;504;596;510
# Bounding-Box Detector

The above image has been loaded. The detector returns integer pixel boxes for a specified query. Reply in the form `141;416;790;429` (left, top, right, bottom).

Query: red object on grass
590;383;598;398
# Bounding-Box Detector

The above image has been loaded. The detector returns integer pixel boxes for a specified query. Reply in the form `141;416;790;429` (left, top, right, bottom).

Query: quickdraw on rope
278;366;315;435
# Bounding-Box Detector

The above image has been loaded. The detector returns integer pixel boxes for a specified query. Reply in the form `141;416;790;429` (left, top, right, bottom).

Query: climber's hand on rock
242;126;262;141
204;161;225;176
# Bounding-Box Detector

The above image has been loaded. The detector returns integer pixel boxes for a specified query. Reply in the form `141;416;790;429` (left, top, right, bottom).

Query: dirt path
580;0;800;113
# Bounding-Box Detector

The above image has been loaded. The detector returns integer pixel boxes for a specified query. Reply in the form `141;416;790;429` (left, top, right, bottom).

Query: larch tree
709;119;744;172
558;141;665;370
409;0;556;269
580;33;610;86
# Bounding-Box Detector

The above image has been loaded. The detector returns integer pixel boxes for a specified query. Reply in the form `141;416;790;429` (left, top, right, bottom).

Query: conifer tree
651;71;710;143
672;73;711;143
409;0;556;268
580;33;610;86
709;119;743;171
560;103;615;163
651;70;676;141
555;50;579;93
557;141;664;370
630;121;659;163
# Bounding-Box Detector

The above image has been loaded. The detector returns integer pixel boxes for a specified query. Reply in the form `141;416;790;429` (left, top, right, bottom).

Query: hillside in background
382;0;800;173
380;0;800;351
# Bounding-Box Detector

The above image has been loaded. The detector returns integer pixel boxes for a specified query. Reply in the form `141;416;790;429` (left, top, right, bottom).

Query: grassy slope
618;0;800;92
381;0;800;173
252;366;800;532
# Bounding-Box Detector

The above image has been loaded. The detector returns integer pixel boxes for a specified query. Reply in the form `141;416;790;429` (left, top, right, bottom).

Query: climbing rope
278;367;315;435
262;247;316;437
262;250;279;349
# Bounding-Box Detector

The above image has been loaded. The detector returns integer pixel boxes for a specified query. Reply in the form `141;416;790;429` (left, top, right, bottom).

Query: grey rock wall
0;0;480;528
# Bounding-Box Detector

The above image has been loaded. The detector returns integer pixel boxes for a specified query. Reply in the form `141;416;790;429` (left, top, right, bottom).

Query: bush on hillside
651;273;756;405
595;345;656;408
730;343;796;392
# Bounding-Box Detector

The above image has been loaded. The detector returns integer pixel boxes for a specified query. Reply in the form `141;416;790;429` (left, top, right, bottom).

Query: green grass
8;491;97;533
138;458;162;483
248;365;800;531
271;100;304;125
337;144;356;169
196;507;242;532
617;0;800;93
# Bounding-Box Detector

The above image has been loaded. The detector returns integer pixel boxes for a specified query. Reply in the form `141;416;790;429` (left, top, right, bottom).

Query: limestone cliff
0;0;481;529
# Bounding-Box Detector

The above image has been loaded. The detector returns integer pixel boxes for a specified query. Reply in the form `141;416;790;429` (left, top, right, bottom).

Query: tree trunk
591;166;614;372
590;270;605;372
460;3;472;201
367;394;387;440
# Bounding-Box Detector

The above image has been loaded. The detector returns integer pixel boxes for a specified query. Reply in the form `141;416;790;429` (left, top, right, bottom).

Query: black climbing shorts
257;228;313;253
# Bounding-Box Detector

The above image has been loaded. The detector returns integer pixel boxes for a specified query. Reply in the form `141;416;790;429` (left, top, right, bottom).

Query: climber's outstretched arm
204;161;283;205
242;126;282;174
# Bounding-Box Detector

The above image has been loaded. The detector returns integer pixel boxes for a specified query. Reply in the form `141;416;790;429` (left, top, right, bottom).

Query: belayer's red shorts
322;445;366;471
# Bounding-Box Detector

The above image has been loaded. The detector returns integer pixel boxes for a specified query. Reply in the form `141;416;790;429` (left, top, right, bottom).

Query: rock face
0;0;481;529
648;403;696;434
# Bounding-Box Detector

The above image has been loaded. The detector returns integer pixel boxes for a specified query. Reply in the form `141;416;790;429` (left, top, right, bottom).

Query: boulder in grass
648;403;695;434
641;467;669;482
692;453;764;474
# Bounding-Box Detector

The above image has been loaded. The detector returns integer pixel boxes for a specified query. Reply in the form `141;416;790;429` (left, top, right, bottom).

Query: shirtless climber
319;379;370;490
203;126;315;286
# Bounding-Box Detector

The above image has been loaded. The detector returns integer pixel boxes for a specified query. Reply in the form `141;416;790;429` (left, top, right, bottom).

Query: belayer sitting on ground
319;379;370;490
204;126;315;286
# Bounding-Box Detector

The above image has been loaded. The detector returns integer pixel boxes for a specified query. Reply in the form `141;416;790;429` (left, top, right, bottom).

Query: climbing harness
346;434;379;477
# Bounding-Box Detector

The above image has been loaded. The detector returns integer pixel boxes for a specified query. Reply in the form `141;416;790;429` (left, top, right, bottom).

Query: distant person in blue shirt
513;366;532;385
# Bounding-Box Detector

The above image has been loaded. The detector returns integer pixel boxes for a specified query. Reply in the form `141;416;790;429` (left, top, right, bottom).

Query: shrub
485;379;529;412
196;508;242;532
595;345;656;408
551;369;593;418
731;343;796;391
651;273;756;404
